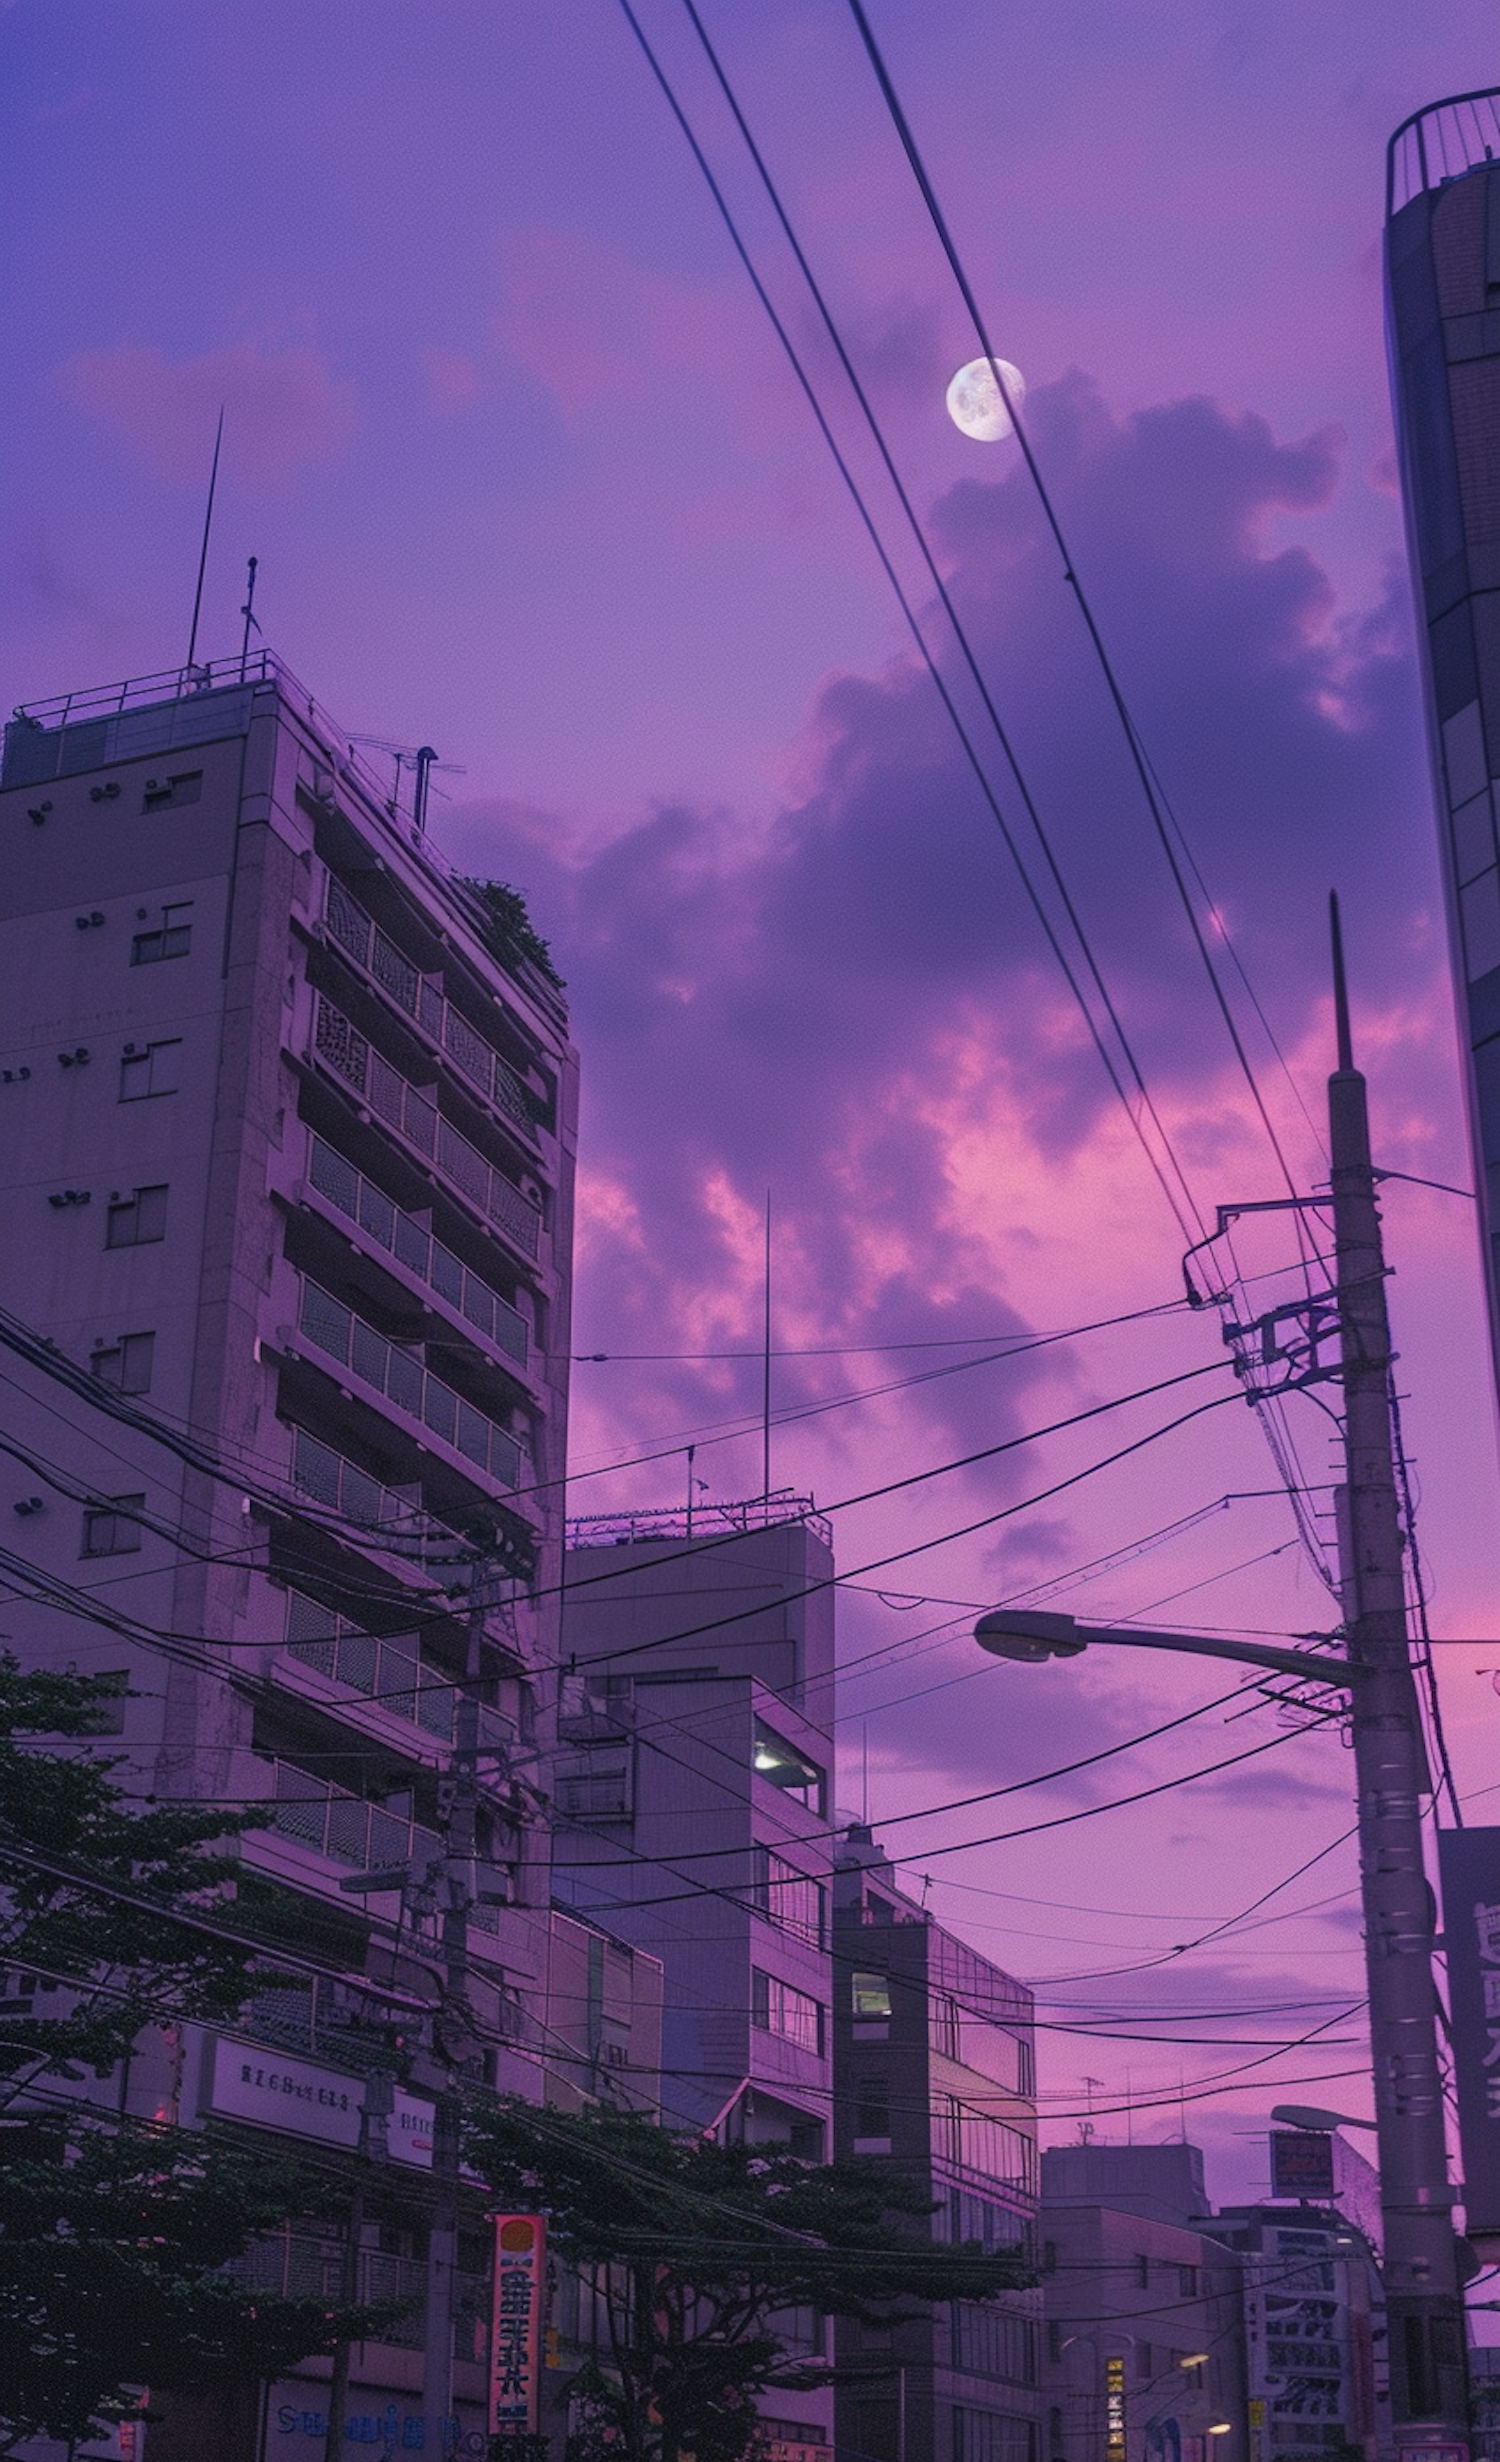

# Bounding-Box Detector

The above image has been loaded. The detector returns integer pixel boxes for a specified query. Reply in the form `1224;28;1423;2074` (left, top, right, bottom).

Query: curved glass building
1385;92;1500;1387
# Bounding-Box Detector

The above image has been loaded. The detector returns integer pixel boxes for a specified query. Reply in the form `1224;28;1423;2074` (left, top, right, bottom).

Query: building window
1046;2320;1063;2364
1136;2254;1150;2290
751;1967;824;2055
1177;2265;1198;2298
556;1754;632;1822
91;1331;155;1394
750;1847;826;1948
106;1185;168;1248
119;1039;181;1100
952;2304;1037;2387
855;2078;891;2141
852;1971;893;2020
131;901;193;964
952;2407;1037;2462
82;1496;145;1557
933;2096;1038;2194
142;770;202;813
751;1718;825;1813
931;1990;961;2058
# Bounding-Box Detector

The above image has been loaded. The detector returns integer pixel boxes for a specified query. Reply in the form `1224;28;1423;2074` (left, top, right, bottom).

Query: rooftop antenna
762;1191;772;1505
413;745;438;836
1330;891;1355;1072
185;406;225;677
861;1718;869;1824
238;555;261;682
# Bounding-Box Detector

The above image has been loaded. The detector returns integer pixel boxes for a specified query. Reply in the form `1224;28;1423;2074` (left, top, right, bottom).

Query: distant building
1469;2348;1500;2462
556;1498;840;2455
832;1825;1041;2462
1207;2208;1384;2462
1038;2145;1246;2462
1384;91;1500;1399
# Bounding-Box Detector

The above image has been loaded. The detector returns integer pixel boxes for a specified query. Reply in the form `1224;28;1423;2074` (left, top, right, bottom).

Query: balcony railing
285;1425;539;1583
307;1133;528;1366
298;1275;524;1491
226;2231;487;2356
259;1759;442;1874
313;995;542;1260
1387;87;1500;214
325;876;540;1136
283;1588;518;1755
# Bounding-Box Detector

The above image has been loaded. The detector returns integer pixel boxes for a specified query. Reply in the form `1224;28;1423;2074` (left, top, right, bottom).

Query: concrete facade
0;651;652;2455
1207;2209;1385;2462
1038;2147;1246;2462
832;1828;1041;2462
555;1501;840;2455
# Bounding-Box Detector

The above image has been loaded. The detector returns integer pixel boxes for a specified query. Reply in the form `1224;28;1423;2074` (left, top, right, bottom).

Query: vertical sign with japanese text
489;2213;546;2436
1106;2354;1127;2462
1438;1827;1500;2237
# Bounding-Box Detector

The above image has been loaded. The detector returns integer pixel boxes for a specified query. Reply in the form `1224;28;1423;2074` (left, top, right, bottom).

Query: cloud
55;335;356;488
438;370;1442;1704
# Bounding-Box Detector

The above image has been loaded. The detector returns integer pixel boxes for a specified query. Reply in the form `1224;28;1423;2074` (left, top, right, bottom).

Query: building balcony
324;874;545;1145
253;1757;442;1877
304;1130;530;1371
283;1423;538;1586
280;1588;518;1758
295;1273;527;1494
311;993;542;1263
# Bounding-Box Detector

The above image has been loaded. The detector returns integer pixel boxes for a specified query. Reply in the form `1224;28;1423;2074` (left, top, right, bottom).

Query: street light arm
974;1608;1361;1688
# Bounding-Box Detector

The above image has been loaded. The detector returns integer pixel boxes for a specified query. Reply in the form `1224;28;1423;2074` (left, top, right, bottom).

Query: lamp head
974;1608;1088;1662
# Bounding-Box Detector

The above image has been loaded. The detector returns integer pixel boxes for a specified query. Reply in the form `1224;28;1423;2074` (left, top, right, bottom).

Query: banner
1438;1827;1500;2238
489;2214;546;2437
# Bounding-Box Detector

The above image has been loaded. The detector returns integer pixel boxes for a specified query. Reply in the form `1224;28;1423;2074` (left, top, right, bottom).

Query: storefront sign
388;2089;435;2170
206;2037;362;2148
1270;2129;1336;2199
1106;2354;1128;2462
1439;1827;1500;2239
489;2214;546;2435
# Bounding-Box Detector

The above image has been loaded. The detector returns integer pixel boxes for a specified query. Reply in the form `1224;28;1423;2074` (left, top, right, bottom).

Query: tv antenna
348;737;465;829
185;406;225;677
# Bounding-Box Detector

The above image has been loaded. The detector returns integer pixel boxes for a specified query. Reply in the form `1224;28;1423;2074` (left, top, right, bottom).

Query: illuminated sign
489;2213;546;2436
1269;2130;1336;2200
1106;2354;1128;2462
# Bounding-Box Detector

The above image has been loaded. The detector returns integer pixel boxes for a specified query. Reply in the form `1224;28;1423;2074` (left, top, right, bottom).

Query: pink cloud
423;347;481;414
55;335;356;488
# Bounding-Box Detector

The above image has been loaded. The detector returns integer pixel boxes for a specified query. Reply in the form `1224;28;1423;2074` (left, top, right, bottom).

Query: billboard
489;2214;547;2437
1270;2130;1336;2200
1438;1827;1500;2238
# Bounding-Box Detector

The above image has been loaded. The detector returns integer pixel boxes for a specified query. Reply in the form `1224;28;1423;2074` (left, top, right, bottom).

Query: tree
0;1658;390;2452
465;2096;1035;2462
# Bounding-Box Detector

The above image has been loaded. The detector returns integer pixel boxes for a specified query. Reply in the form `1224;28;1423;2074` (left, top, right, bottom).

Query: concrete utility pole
420;1556;488;2452
974;907;1473;2459
1326;896;1469;2456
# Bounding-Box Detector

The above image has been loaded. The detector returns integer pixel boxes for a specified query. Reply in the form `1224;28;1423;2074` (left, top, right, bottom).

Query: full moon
945;356;1025;442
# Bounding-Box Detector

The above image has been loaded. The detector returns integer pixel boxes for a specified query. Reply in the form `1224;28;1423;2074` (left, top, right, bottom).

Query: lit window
751;1718;825;1813
91;1331;155;1395
852;1971;893;2020
82;1496;145;1557
119;1040;181;1100
131;902;193;964
106;1186;168;1248
751;1967;824;2055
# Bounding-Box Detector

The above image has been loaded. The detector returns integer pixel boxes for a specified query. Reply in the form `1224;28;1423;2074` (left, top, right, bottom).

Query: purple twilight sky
5;1;1500;2208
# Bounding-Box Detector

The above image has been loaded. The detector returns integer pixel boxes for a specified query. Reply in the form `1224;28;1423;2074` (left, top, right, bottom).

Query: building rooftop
1387;86;1500;217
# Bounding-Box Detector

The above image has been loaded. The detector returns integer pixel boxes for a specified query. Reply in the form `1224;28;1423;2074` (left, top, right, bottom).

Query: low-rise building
833;1825;1041;2462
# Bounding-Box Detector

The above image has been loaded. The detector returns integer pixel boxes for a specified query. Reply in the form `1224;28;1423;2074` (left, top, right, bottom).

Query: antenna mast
185;407;224;676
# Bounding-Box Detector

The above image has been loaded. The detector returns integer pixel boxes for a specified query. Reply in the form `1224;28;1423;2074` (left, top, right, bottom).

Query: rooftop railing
1388;87;1500;216
566;1491;833;1550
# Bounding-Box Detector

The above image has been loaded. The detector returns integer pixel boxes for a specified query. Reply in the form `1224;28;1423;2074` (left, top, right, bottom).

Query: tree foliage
465;2096;1035;2462
0;1658;387;2451
462;876;565;988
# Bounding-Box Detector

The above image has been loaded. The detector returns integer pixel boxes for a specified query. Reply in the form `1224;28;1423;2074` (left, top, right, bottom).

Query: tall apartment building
1207;2206;1384;2462
1038;2145;1246;2462
555;1499;839;2457
0;651;597;2454
1384;92;1500;1395
832;1825;1041;2462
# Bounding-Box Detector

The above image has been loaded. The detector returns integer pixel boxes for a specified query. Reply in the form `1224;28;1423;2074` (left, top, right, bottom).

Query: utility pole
420;1554;488;2455
1327;895;1469;2457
